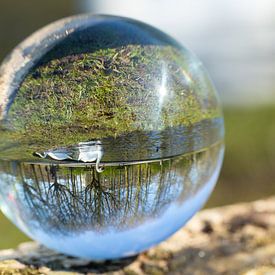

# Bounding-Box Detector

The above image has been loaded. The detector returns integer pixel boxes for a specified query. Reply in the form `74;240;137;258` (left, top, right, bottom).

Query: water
0;143;223;259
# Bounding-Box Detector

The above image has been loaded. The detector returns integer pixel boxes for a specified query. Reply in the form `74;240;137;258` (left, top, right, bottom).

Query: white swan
34;141;104;173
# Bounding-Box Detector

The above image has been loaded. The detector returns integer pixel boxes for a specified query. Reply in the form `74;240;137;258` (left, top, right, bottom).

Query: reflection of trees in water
0;144;221;235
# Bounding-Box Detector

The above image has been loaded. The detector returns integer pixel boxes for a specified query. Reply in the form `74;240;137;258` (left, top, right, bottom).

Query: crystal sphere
0;14;224;260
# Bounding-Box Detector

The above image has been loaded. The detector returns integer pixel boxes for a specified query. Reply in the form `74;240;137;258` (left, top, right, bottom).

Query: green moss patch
1;44;221;160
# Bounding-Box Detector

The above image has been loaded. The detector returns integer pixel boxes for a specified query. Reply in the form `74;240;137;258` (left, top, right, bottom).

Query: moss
0;44;221;160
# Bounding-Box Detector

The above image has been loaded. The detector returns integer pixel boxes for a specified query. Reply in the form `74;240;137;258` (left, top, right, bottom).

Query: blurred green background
0;0;274;249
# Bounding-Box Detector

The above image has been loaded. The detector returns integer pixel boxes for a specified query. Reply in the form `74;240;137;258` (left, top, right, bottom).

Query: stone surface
1;197;275;275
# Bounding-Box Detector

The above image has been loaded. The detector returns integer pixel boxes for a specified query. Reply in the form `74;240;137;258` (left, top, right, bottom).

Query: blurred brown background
0;0;275;249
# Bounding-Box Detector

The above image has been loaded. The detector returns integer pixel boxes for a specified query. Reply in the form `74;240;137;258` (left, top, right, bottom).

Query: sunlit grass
208;105;275;206
0;213;29;249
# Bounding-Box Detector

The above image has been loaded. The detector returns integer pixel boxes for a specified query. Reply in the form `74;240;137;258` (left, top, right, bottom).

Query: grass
0;44;220;161
0;212;29;249
207;105;275;206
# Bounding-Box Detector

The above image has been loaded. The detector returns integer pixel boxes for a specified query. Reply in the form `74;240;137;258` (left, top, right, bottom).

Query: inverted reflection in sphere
0;14;224;259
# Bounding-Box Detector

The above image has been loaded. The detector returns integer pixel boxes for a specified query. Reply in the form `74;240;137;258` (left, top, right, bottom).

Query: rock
1;197;275;274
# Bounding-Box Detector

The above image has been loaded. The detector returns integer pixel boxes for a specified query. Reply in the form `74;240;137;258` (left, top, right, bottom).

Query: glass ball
0;15;224;260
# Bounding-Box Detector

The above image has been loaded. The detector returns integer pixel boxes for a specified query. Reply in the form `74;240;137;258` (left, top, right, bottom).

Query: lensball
0;14;224;260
